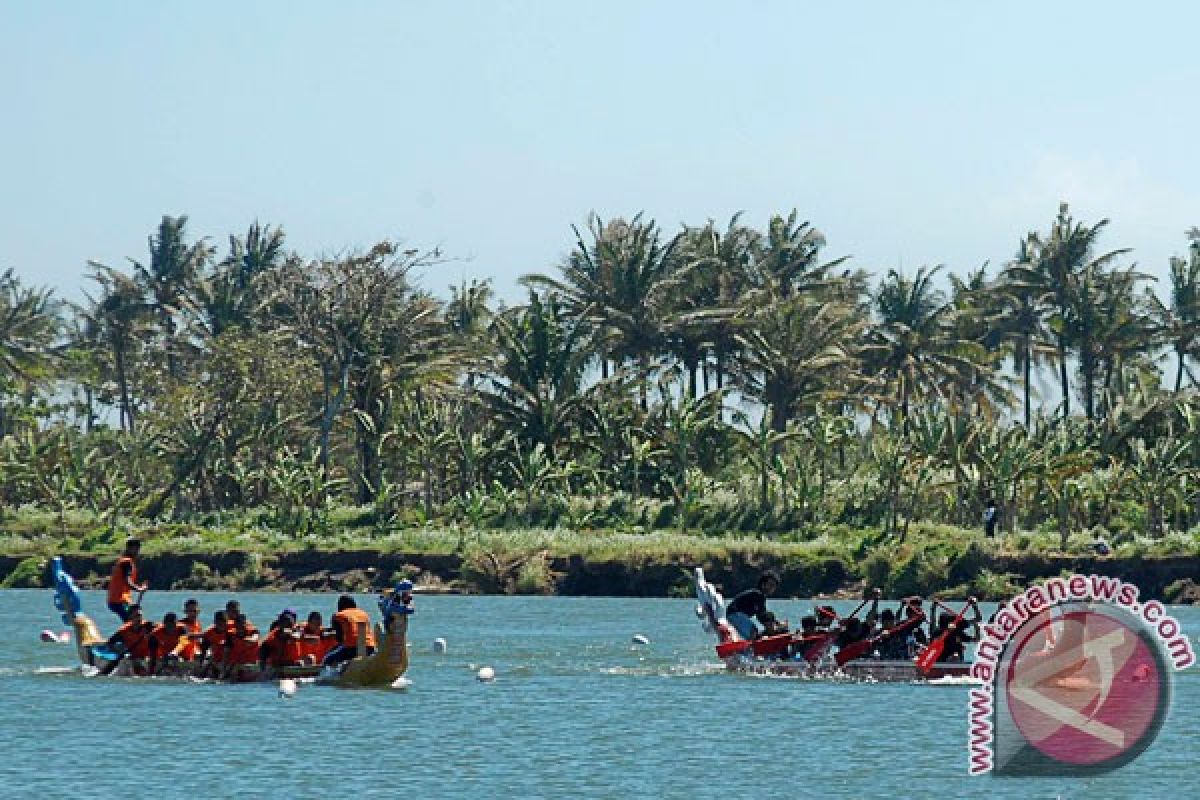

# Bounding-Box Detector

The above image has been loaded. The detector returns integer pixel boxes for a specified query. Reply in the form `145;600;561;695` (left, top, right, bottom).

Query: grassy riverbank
2;506;1199;602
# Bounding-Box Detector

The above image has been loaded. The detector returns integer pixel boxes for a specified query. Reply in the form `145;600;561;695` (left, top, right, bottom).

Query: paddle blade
799;632;836;664
716;640;751;659
834;638;873;667
915;638;946;675
750;633;792;658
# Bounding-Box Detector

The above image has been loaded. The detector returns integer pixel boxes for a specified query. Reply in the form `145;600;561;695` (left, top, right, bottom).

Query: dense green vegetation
2;203;1200;572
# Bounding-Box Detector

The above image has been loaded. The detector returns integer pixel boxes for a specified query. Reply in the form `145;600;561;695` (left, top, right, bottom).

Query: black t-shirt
727;589;768;620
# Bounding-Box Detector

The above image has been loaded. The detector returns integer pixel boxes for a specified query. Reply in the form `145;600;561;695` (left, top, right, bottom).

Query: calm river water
0;590;1196;799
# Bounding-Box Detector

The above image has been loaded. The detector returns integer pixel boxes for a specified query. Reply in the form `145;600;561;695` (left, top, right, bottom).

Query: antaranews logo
967;574;1195;776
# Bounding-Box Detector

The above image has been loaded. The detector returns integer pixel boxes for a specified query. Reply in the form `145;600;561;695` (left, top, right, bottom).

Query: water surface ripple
1;591;1196;798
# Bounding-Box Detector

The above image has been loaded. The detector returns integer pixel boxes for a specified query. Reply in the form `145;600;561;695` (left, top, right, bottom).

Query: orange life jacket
201;625;227;658
152;623;186;658
226;632;259;665
299;624;335;662
333;608;376;649
261;629;303;667
226;618;258;636
178;617;202;660
116;621;152;660
107;556;138;605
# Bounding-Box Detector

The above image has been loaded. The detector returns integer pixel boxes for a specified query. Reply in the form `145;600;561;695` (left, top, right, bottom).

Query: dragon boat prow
323;614;410;688
49;556;413;687
692;566;975;683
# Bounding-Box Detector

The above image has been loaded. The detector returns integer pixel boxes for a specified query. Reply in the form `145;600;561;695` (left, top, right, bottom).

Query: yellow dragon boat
51;557;410;689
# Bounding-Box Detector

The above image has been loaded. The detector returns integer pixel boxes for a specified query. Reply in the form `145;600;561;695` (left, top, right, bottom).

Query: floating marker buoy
278;678;297;698
632;634;650;645
433;637;448;654
477;666;496;682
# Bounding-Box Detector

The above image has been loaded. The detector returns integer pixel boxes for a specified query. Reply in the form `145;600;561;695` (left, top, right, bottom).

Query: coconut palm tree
0;269;61;436
865;265;993;420
83;266;152;432
996;238;1056;428
1152;230;1200;392
1083;263;1157;420
193;222;287;338
1004;204;1131;419
677;213;759;394
127;215;212;378
745;211;849;297
524;213;687;408
732;292;865;432
481;290;591;456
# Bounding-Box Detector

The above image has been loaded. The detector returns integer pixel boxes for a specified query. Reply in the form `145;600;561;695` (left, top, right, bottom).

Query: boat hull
723;656;973;682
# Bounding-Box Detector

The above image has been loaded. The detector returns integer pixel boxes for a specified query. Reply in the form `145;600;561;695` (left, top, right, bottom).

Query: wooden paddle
836;601;928;666
916;598;977;676
802;596;872;665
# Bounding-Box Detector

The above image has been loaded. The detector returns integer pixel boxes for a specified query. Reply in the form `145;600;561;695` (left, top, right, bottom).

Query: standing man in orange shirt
106;538;148;622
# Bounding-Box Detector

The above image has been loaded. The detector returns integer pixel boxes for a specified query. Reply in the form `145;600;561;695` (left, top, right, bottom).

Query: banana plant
1126;434;1193;536
731;410;802;511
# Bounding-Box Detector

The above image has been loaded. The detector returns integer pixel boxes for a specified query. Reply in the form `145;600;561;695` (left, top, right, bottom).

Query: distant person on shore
725;571;786;640
983;497;999;538
106;538;147;622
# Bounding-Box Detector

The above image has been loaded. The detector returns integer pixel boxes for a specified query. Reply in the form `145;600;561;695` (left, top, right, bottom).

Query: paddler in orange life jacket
224;600;257;636
259;610;303;675
198;610;228;678
177;598;202;661
98;604;153;675
298;611;336;665
322;595;377;667
106;538;148;622
222;613;261;679
150;612;188;674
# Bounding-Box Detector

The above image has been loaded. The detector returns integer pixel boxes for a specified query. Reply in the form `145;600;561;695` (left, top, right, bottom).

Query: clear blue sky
3;1;1198;303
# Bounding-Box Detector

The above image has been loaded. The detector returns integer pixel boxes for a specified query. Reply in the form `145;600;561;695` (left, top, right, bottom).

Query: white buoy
433;637;448;654
278;678;297;698
390;676;412;690
477;666;496;682
58;631;71;644
632;634;650;645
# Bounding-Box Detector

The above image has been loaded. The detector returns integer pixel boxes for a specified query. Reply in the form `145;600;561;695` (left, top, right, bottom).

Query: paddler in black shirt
725;571;784;640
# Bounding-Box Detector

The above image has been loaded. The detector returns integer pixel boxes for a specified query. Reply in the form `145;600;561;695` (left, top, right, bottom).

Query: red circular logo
1001;604;1170;772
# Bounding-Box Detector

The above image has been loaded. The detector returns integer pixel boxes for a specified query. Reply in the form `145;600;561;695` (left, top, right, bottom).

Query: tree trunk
1023;341;1032;429
114;339;135;433
318;360;351;480
1057;335;1070;419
